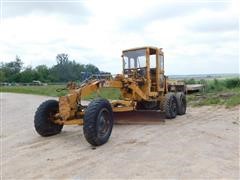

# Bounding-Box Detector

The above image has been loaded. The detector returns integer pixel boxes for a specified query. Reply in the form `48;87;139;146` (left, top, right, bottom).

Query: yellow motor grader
34;46;186;146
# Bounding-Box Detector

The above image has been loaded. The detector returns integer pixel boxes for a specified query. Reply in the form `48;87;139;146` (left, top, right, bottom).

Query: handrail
80;74;112;86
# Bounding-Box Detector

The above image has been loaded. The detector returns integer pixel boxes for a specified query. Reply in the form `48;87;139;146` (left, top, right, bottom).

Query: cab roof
122;46;160;52
122;46;163;55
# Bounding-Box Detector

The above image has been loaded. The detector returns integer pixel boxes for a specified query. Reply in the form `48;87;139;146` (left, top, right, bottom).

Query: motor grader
34;46;186;146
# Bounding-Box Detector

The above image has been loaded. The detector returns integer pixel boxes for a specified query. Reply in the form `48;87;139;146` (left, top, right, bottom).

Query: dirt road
1;93;239;179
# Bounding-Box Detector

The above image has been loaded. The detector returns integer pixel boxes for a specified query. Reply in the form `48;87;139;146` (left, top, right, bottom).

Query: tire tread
34;100;63;137
164;93;177;119
83;99;113;146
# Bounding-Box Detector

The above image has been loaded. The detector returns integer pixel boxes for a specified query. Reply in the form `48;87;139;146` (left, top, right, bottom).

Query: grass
187;86;240;108
225;94;240;107
0;85;121;100
0;85;67;97
187;92;240;108
84;88;121;100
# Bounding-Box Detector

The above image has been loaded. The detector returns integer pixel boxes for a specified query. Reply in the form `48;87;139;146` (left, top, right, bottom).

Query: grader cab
34;46;186;146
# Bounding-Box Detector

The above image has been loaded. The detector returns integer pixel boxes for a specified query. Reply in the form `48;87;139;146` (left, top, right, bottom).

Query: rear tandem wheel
176;92;187;115
164;93;178;119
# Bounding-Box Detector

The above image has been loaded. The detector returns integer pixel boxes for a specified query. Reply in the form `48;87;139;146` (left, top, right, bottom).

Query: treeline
0;54;101;83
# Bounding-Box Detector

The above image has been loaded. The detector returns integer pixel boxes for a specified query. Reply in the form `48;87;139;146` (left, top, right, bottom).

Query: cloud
120;1;229;32
0;0;239;75
191;19;238;33
2;0;90;23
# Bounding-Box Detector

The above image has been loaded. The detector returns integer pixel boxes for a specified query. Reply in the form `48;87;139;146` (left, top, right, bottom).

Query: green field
0;85;67;97
0;85;121;100
1;77;240;107
84;88;121;100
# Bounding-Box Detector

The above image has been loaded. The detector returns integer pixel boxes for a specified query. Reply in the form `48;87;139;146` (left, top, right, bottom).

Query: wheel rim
47;108;58;122
97;108;111;138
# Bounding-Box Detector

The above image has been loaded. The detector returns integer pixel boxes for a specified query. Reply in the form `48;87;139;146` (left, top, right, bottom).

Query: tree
36;65;49;82
85;64;100;74
19;66;37;83
0;70;6;82
0;54;103;83
56;54;69;65
50;54;86;82
1;56;23;82
6;56;23;74
0;62;5;82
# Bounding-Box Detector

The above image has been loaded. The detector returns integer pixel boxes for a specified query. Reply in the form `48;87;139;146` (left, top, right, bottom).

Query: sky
0;0;239;75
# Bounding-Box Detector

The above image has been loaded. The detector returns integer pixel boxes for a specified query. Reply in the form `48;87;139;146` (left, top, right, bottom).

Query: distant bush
224;78;240;89
184;78;208;85
184;77;240;92
184;78;199;84
207;79;223;92
206;78;240;92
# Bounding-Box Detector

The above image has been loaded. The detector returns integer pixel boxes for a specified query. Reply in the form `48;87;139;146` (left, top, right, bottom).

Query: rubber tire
176;92;187;115
83;99;114;146
164;93;178;119
34;100;63;137
160;100;165;111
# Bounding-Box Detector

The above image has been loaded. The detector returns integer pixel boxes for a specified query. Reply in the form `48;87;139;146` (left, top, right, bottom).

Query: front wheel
83;99;114;146
34;100;63;137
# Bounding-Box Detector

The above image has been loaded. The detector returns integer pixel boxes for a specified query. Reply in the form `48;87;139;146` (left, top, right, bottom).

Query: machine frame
34;46;187;146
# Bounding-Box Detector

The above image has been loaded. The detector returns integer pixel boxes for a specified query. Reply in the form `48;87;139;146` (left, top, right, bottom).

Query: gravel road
1;93;239;179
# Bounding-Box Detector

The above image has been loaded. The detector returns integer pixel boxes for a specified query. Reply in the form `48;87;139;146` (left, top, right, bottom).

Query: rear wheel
176;92;187;115
164;93;177;119
34;100;63;136
83;99;114;146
